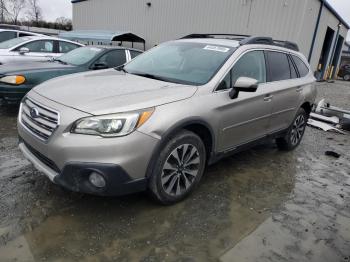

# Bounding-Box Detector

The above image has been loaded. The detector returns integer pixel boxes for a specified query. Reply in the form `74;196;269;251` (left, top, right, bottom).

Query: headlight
0;75;26;85
71;108;154;137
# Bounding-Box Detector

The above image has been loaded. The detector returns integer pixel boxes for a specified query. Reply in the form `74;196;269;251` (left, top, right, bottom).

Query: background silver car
18;35;317;204
0;36;84;65
0;29;44;43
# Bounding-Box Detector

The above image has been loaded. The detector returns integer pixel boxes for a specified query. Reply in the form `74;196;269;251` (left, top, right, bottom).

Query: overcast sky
41;0;349;41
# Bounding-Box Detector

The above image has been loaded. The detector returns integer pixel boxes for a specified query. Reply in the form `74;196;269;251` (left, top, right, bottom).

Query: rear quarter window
266;51;291;82
292;55;309;77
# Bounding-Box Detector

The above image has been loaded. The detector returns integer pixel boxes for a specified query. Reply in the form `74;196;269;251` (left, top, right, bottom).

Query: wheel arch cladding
301;102;312;116
145;118;215;178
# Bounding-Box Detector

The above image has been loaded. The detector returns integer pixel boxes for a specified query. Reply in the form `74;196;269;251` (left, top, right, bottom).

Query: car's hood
33;69;198;115
0;61;76;75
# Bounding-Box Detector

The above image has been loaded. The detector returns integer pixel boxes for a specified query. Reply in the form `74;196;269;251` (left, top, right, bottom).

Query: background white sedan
0;36;84;65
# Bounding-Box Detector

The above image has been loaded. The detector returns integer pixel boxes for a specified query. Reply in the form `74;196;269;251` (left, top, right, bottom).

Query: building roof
321;0;350;29
58;30;145;43
71;0;350;29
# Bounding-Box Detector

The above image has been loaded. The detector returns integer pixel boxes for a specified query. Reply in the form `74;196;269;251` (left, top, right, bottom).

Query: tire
148;130;206;205
276;108;307;151
344;74;350;81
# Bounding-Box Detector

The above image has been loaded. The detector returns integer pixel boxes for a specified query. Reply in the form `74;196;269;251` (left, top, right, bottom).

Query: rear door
265;51;303;133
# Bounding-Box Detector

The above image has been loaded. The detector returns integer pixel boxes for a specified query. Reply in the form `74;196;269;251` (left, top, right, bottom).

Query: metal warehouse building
71;0;349;79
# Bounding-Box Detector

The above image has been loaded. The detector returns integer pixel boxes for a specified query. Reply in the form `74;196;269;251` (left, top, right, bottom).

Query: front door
216;50;274;152
13;39;55;62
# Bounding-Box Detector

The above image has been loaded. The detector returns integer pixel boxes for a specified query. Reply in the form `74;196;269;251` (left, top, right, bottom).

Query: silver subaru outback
18;35;316;204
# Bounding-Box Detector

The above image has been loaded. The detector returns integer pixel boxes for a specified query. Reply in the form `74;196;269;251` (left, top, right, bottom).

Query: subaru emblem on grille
30;107;40;118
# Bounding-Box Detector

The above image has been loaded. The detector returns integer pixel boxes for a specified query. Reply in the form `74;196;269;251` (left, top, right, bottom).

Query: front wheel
148;130;206;205
276;108;307;151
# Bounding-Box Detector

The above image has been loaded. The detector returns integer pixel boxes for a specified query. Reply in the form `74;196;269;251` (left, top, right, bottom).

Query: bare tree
7;0;25;24
27;0;42;24
0;0;9;23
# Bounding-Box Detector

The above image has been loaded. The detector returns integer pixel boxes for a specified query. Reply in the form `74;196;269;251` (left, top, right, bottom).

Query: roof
0;29;44;36
58;30;145;43
321;0;350;29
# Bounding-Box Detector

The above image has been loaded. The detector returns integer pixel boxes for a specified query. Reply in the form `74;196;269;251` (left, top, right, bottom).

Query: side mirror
92;62;109;70
229;77;259;99
19;47;30;55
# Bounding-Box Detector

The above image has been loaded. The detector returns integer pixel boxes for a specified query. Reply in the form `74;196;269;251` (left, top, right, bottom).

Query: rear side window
292;55;309;77
130;50;142;59
96;50;127;68
0;31;17;42
266;51;291;81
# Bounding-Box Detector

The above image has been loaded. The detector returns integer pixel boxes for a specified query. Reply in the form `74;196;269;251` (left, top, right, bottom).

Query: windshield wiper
115;65;128;73
132;73;170;82
54;59;68;65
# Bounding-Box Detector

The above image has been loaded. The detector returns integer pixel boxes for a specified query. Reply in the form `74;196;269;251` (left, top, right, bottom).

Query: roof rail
180;34;299;51
181;33;250;41
239;36;299;51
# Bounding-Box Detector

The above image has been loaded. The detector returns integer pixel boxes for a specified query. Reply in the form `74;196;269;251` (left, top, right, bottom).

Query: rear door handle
296;87;303;92
263;94;273;102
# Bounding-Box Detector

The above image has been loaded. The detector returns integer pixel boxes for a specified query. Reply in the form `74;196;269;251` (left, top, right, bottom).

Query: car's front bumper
0;84;32;104
17;93;160;196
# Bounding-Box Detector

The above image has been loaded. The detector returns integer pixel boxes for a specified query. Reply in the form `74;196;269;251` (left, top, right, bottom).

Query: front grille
20;97;60;141
22;139;61;173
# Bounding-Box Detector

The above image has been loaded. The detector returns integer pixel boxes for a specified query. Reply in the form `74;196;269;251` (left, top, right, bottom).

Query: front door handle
263;94;273;102
296;87;303;92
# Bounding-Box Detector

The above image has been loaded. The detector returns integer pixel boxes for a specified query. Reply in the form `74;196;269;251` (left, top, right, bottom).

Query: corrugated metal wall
73;0;348;72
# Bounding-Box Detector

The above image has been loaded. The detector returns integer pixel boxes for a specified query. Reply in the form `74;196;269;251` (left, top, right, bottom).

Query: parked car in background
0;29;44;43
0;46;142;104
17;35;316;204
338;64;350;81
0;36;84;65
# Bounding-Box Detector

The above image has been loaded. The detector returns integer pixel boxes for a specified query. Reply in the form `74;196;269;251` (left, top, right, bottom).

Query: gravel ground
0;81;349;262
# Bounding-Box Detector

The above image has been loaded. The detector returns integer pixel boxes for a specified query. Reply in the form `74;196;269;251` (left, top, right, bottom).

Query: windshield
57;46;103;66
124;42;235;85
0;37;31;49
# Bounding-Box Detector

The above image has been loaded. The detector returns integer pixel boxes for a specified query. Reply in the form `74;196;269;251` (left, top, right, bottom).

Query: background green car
0;46;142;105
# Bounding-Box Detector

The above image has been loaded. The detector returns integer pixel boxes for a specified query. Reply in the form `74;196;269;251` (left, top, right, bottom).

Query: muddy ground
0;81;349;262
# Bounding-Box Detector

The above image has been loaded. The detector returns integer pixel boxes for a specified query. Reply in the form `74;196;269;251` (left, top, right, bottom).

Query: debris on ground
325;151;341;158
308;99;350;133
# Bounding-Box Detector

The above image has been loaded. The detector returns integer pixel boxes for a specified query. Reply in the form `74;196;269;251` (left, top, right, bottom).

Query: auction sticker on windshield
203;45;230;53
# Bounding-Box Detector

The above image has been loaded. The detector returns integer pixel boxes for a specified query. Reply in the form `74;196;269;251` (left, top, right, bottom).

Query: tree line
0;0;72;30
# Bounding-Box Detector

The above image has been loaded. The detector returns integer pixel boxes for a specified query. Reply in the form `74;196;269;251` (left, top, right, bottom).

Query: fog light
89;172;106;188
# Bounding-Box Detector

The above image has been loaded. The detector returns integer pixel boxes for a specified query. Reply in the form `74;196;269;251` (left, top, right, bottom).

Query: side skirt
208;128;288;165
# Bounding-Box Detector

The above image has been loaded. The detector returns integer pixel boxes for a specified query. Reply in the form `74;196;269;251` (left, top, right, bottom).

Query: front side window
231;50;266;85
59;41;80;53
0;31;17;42
130;50;142;59
292;55;309;77
124;42;235;85
96;50;126;67
216;50;266;91
266;51;291;82
20;40;54;53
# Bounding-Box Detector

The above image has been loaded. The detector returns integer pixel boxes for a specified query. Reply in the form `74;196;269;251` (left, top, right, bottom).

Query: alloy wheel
290;114;305;146
161;144;200;196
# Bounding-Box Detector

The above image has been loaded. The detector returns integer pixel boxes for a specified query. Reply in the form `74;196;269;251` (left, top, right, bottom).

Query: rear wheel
276;108;307;151
344;74;350;81
148;130;206;205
